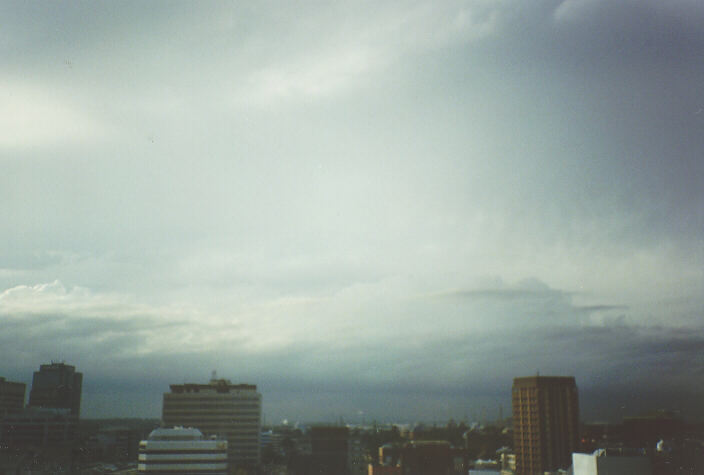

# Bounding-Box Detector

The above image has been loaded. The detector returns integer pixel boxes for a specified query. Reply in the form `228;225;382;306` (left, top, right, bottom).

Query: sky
1;0;703;424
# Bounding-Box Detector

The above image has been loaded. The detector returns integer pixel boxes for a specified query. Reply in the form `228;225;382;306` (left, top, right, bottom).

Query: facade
0;376;26;417
138;427;227;474
28;362;83;417
572;449;652;475
512;376;579;475
0;407;77;448
162;378;261;470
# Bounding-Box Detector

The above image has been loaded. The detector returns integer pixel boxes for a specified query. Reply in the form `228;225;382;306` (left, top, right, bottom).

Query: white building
162;379;262;469
138;427;227;474
572;448;652;475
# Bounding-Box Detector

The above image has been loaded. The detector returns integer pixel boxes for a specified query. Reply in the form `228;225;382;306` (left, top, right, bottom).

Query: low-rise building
378;440;468;475
572;448;652;474
138;427;227;474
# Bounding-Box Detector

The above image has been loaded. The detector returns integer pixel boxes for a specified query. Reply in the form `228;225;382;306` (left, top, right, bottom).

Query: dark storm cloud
1;279;702;421
423;1;704;249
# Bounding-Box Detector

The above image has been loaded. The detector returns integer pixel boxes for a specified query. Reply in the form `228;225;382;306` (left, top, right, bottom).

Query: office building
28;362;83;417
162;378;261;470
0;377;26;417
138;427;227;474
512;376;579;474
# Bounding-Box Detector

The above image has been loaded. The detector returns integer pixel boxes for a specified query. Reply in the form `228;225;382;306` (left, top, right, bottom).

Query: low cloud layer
2;277;702;422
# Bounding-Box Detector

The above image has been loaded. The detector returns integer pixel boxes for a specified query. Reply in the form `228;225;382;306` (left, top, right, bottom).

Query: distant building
310;426;350;474
500;452;516;474
622;411;684;450
0;376;26;417
368;465;402;474
0;407;77;448
378;441;467;475
349;429;368;475
28;362;83;417
162;378;261;470
512;376;579;474
83;424;141;464
572;448;652;474
138;427;227;474
2;363;82;451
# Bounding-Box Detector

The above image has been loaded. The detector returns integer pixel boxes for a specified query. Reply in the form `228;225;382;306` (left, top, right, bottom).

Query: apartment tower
512;376;579;474
162;378;261;470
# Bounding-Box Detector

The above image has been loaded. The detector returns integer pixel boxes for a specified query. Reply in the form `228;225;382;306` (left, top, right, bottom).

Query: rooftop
169;379;257;393
148;427;204;441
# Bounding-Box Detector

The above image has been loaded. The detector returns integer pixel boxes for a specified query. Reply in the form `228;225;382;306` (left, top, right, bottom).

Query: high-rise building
512;376;579;475
138;427;228;474
0;377;26;417
162;378;261;470
28;362;83;417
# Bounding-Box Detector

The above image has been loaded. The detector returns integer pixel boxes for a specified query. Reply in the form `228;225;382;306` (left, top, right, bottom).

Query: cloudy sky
1;0;703;423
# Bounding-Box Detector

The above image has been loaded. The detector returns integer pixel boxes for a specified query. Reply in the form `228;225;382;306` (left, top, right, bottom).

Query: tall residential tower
512;376;579;474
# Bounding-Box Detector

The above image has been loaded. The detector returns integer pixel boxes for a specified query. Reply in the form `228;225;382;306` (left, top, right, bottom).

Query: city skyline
1;1;703;422
0;364;698;428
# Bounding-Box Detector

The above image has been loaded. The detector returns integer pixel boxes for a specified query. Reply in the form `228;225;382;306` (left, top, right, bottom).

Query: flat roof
169;380;257;393
512;376;576;387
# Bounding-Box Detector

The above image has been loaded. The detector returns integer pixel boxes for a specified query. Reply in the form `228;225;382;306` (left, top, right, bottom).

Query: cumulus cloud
0;281;248;360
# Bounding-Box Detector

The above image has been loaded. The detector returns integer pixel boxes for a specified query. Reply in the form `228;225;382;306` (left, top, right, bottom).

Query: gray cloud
1;0;702;422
